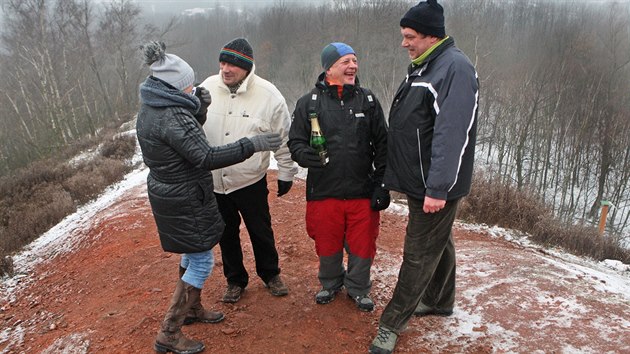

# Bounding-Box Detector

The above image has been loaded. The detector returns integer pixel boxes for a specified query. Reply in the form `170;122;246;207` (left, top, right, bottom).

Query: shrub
0;121;136;262
459;171;630;263
100;134;136;160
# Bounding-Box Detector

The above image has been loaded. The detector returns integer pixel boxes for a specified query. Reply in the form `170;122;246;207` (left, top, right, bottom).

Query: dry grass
0;130;136;276
459;171;630;264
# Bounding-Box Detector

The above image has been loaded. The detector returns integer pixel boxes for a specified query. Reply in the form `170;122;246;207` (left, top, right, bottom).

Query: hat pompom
142;41;166;66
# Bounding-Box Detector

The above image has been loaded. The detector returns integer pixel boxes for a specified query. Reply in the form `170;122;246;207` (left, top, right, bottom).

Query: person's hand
370;185;391;211
249;133;282;152
277;180;293;197
423;196;446;213
193;86;211;125
194;86;212;105
297;147;324;168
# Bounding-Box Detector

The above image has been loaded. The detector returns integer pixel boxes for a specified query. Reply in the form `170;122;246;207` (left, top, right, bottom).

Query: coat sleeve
270;98;298;181
425;58;479;200
288;95;313;168
368;93;388;185
164;110;256;171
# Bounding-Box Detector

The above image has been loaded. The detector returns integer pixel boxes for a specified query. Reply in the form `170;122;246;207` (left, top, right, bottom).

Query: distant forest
0;0;628;237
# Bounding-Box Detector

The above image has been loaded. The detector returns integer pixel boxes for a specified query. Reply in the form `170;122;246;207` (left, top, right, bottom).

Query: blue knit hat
321;42;355;70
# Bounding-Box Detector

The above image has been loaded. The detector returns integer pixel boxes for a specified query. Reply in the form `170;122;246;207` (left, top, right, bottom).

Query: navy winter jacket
383;37;479;201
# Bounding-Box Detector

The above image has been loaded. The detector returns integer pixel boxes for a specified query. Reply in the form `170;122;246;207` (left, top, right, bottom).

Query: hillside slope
1;170;629;353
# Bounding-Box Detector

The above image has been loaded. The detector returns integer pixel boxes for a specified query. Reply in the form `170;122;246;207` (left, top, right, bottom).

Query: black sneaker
348;294;374;312
315;287;341;304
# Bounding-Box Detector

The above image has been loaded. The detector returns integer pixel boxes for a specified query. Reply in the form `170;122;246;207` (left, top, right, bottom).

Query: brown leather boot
178;266;225;325
154;279;205;354
184;287;225;325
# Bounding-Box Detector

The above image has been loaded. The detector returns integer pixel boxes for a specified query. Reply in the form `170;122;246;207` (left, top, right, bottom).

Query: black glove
298;147;324;168
193;86;211;125
277;180;293;197
371;185;391;211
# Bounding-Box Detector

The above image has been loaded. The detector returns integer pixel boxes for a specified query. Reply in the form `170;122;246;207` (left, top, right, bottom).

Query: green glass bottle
309;112;329;166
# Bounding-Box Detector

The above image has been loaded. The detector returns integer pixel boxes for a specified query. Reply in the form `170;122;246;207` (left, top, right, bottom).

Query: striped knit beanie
219;38;254;71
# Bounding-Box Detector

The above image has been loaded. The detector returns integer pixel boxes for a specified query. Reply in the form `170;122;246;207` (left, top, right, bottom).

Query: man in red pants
288;42;389;312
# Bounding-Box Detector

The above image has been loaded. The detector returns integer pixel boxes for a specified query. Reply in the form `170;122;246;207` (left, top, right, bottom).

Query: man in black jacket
288;42;389;312
369;1;479;353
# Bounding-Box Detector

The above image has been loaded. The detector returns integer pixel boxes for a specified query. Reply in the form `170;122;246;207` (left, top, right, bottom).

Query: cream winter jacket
200;65;297;194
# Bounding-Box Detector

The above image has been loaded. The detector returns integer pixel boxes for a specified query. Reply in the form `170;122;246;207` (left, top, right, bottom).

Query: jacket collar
408;36;455;76
315;71;361;100
219;64;257;94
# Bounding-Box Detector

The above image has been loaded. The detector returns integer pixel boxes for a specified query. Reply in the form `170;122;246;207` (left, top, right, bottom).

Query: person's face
325;54;358;86
182;85;193;94
220;62;248;86
401;27;437;60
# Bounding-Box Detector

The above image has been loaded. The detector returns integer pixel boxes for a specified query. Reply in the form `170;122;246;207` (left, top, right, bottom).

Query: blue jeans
180;249;214;289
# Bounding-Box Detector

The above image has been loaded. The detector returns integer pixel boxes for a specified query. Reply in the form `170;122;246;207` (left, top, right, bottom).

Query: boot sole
183;313;225;325
154;341;205;354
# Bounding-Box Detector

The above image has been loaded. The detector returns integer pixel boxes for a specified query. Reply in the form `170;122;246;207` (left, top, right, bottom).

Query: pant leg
318;252;345;290
421;233;456;310
379;197;459;333
180;250;214;289
306;199;346;290
232;176;280;284
215;192;248;288
344;199;380;297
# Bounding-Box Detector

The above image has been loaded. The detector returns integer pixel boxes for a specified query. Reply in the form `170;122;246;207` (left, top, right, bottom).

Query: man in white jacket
200;38;297;303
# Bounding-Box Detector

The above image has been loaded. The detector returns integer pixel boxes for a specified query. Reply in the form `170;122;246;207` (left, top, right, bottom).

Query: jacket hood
139;76;200;113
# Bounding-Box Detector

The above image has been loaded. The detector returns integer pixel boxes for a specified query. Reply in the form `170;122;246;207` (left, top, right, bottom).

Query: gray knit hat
142;41;195;90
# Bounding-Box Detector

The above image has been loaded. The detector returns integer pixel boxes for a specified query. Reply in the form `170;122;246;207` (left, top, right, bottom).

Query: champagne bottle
309;112;329;166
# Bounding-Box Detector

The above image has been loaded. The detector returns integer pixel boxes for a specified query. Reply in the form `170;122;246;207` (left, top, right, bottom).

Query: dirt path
1;171;629;353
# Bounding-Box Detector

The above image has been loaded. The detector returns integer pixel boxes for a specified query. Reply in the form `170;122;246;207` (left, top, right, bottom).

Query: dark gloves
193;86;211;125
249;133;282;152
277;180;293;197
371;185;391;211
297;147;324;168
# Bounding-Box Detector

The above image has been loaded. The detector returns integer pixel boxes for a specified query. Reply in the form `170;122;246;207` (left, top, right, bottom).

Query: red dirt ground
1;170;629;353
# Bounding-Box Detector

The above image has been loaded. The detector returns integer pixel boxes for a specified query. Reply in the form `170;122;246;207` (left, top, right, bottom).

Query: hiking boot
315;287;341;304
413;301;453;317
265;275;289;296
368;327;398;354
222;284;244;303
348;294;374;312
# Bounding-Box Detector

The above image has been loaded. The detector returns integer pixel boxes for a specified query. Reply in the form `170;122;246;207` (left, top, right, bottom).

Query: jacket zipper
417;129;427;187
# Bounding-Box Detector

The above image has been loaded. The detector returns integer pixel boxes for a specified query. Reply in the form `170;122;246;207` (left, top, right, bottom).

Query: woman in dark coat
136;41;281;354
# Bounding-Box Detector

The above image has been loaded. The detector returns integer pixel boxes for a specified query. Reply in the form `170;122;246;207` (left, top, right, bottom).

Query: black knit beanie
400;0;445;38
219;38;254;71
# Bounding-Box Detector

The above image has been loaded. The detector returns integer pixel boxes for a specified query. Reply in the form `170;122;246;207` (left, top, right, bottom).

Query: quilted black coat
136;76;256;253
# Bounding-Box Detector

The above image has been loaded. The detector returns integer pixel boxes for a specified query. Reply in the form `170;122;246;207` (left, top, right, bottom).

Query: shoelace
375;328;392;344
